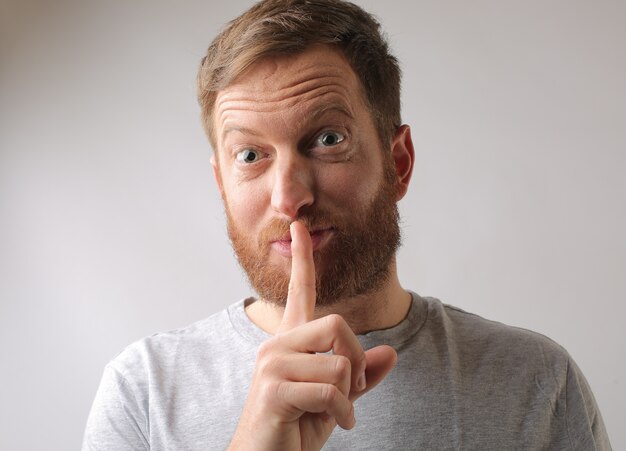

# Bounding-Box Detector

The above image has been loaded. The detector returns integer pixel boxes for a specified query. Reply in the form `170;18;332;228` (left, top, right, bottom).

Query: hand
228;221;397;451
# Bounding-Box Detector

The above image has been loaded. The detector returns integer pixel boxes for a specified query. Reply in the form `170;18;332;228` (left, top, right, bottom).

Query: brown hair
197;0;402;151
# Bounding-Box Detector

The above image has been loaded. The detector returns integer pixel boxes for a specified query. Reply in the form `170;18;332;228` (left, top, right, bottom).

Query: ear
390;124;415;201
210;154;224;197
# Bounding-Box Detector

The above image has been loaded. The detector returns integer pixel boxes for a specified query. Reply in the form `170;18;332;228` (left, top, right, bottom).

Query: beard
225;161;401;307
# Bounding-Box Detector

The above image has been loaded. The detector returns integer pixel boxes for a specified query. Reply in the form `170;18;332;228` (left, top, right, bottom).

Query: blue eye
317;131;345;147
236;149;261;164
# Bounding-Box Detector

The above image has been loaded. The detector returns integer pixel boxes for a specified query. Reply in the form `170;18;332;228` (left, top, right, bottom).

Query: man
83;0;611;449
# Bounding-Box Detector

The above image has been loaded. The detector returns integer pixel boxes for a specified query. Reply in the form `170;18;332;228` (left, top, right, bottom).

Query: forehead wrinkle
308;102;355;122
217;87;355;144
270;72;354;103
218;84;351;117
216;74;352;112
238;59;356;98
216;51;363;148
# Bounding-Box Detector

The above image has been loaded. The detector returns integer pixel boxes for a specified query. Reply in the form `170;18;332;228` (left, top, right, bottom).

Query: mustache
258;211;336;245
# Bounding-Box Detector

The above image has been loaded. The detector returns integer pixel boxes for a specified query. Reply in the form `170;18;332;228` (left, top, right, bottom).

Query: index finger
277;220;316;333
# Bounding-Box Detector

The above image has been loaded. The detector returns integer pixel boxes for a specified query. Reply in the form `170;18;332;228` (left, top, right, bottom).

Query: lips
271;227;335;257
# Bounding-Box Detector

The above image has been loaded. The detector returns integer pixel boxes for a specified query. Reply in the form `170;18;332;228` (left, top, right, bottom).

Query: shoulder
420;296;571;378
106;300;247;383
424;296;568;352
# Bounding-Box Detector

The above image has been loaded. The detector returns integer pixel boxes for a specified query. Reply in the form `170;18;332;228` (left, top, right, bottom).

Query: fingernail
357;372;366;391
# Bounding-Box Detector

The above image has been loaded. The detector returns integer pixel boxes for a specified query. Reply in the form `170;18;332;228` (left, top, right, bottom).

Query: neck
245;259;411;335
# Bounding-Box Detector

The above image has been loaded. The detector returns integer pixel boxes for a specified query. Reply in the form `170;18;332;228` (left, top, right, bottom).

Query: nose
270;152;314;220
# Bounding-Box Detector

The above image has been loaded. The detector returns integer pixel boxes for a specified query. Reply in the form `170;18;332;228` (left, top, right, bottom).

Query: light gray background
1;0;624;449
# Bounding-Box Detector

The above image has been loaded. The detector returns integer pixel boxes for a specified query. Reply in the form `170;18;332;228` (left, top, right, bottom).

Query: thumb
350;345;397;401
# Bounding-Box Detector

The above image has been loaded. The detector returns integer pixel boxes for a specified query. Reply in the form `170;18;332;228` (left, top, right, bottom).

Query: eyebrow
308;103;355;123
220;102;355;143
221;125;262;141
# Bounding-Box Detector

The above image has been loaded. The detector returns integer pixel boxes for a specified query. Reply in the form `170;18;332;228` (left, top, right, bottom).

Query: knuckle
257;353;280;376
261;380;283;404
256;340;285;377
257;339;274;358
332;355;351;379
320;384;338;404
325;313;345;334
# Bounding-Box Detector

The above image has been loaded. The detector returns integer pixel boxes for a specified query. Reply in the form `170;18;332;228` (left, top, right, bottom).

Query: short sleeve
82;365;150;451
565;357;612;450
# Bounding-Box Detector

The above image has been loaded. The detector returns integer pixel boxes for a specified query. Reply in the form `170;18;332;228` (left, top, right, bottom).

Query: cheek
228;195;260;222
317;161;382;207
222;178;269;225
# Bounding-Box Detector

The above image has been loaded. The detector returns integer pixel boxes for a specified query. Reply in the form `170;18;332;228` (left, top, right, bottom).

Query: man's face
212;45;401;306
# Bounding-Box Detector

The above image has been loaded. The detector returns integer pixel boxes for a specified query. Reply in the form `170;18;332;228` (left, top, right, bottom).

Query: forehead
214;46;365;145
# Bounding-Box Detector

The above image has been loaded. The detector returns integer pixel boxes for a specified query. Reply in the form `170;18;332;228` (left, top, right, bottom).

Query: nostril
270;155;315;218
271;183;314;219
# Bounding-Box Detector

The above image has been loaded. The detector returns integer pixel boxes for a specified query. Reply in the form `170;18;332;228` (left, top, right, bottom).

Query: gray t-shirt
82;294;611;450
